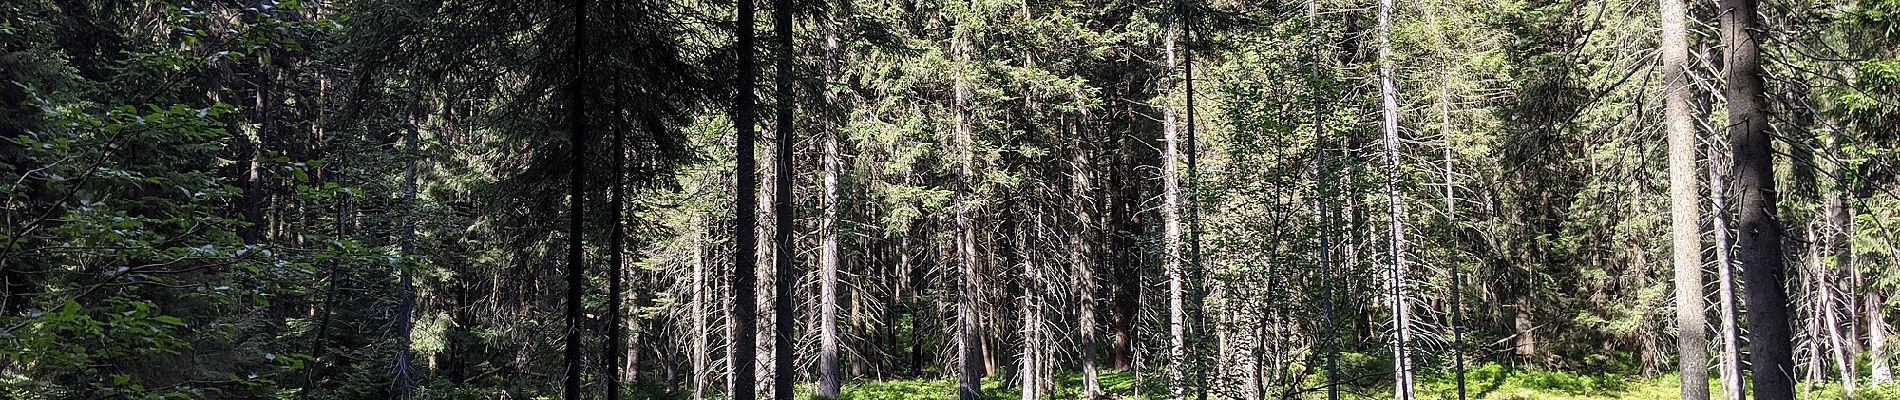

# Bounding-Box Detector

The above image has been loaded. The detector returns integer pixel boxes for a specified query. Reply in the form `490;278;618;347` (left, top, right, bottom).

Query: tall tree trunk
1375;0;1414;397
1805;227;1826;384
1803;223;1856;393
771;0;797;396
302;92;346;398
1822;260;1854;395
1709;135;1746;400
606;89;627;400
731;0;761;395
1309;0;1340;397
1662;0;1710;396
1020;4;1044;398
1161;13;1188;400
1824;125;1857;395
694;214;712;400
396;93;421;400
1873;290;1893;384
756;110;777;396
1438;79;1468;400
954;19;985;400
817;1;844;396
1514;295;1535;357
563;0;589;397
1182;8;1208;399
1020;216;1043;400
1722;0;1797;395
1072;116;1103;399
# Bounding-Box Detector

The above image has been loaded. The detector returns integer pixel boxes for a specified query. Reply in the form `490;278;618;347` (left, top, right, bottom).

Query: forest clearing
3;0;1899;399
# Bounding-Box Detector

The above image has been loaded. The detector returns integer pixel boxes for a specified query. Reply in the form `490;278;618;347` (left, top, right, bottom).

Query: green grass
1355;363;1900;400
789;365;1900;400
808;370;1145;400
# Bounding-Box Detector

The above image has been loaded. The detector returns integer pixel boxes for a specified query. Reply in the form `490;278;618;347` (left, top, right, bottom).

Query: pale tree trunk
817;1;845;396
1662;0;1710;396
1161;13;1189;400
1803;223;1857;394
1020;3;1045;397
1514;296;1535;357
954;20;985;400
1722;0;1797;395
1708;138;1746;400
1071;116;1103;399
1425;4;1466;397
1806;236;1824;384
756;113;777;399
1823;262;1855;395
693;217;711;400
1873;290;1893;384
1439;76;1468;400
1020;219;1044;400
1824;127;1858;395
1376;0;1414;397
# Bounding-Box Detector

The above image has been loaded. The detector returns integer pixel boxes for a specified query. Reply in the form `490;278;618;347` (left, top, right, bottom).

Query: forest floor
810;364;1885;400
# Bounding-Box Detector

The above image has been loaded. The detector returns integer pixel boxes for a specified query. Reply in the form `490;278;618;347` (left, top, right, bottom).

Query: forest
3;0;1900;399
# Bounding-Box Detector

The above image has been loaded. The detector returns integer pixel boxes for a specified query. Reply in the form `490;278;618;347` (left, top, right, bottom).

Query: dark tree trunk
1308;1;1340;397
770;0;796;397
730;0;761;395
395;93;421;400
606;82;626;400
302;93;349;398
1721;0;1796;396
1183;12;1207;400
563;0;589;399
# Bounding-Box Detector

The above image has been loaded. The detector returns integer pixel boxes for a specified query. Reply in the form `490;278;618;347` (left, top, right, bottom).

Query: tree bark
302;81;345;398
731;0;761;395
1822;258;1854;395
1161;11;1188;400
1309;1;1340;397
770;0;796;396
1019;4;1045;398
1438;77;1468;400
817;1;844;396
1824;124;1857;395
1072;116;1103;399
1722;0;1797;395
1183;8;1208;399
1873;290;1893;384
563;0;588;397
694;213;712;400
1709;138;1746;400
606;78;627;400
1804;227;1826;384
954;19;984;400
1020;217;1044;400
396;92;421;400
1662;0;1710;396
1375;0;1414;397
